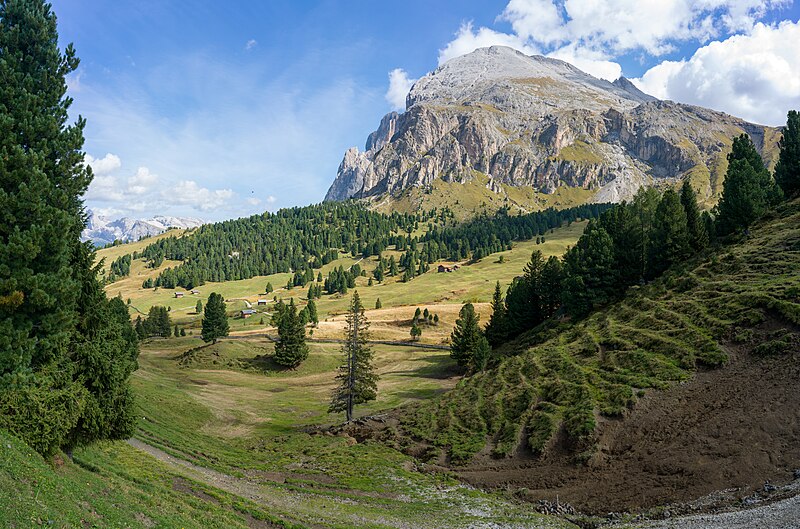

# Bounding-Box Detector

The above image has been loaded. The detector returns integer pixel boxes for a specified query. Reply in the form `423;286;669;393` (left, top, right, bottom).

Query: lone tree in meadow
329;292;378;422
195;299;203;314
201;292;229;344
273;300;309;368
775;110;800;197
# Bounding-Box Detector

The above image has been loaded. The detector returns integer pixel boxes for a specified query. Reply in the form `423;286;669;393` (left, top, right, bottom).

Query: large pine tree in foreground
0;0;138;456
329;292;378;422
775;110;800;198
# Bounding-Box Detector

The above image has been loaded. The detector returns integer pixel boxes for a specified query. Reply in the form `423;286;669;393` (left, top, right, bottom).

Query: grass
104;220;588;347
0;429;293;528
117;334;575;528
372;171;595;221
95;228;194;274
398;200;800;465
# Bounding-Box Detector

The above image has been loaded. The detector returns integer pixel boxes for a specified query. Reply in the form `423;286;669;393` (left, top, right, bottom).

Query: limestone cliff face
325;46;779;205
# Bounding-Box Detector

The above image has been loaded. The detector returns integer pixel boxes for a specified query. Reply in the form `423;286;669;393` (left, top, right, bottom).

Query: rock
325;46;780;209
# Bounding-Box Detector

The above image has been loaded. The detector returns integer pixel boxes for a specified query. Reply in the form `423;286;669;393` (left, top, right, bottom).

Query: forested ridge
134;201;610;290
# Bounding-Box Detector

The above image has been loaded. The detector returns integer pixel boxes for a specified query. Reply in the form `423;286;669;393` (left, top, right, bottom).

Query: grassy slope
0;429;294;529
95;228;193;273
106;221;588;343
4;220;590;529
372;172;595;221
399;200;800;464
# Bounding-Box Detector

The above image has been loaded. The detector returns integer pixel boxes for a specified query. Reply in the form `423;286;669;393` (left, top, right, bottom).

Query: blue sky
52;1;800;221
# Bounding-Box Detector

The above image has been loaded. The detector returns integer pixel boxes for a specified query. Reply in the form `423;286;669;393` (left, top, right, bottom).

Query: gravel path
618;495;800;529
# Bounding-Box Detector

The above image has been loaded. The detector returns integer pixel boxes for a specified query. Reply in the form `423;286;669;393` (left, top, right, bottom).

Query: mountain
326;46;781;213
82;210;204;246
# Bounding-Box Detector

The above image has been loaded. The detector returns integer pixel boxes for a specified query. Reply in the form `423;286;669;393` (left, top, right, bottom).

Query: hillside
361;199;800;513
326;46;781;211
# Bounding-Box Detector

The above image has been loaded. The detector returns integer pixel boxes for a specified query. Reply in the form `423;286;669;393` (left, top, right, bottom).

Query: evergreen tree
648;189;691;278
274;301;308;368
375;298;382;309
201;293;229;344
388;256;398;276
775;110;800;197
180;328;186;337
410;321;422;341
306;299;318;326
174;325;180;338
540;256;563;317
485;281;508;347
680;180;708;252
472;335;491;372
505;251;545;336
195;299;203;314
329;292;378;421
0;0;131;456
716;134;782;235
265;282;273;294
562;221;617;318
134;316;145;340
450;303;485;368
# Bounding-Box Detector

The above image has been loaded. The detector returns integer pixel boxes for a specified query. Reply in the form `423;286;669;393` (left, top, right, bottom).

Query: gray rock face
325;46;778;206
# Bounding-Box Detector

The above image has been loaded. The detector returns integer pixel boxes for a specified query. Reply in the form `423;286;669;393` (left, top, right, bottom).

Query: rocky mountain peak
325;46;779;209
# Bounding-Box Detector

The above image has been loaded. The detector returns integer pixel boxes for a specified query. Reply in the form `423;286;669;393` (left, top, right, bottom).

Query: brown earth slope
457;321;800;513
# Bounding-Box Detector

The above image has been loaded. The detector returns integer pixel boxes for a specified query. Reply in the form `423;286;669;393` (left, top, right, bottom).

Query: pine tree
306;299;318;326
195;299;203;314
680;180;708;251
265;282;273;294
485;281;508;347
274;301;309;368
540;256;563;317
775;110;800;198
562;221;618;318
410;321;422;341
505;251;545;336
174;325;180;338
450;303;485;368
649;189;691;278
201;293;229;344
329;292;378;421
716;134;782;235
375;298;382;309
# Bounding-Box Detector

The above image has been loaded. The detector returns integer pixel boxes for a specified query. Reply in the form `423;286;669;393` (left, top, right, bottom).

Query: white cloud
85;153;121;175
385;68;417;111
634;21;800;125
438;22;537;65
245;39;257;50
170;180;235;211
547;44;623;81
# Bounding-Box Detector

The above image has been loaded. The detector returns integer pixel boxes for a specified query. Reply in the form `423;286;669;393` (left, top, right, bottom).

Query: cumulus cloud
170;180;235;211
634;21;800;125
84;153;241;214
85;153;121;175
385;68;417;111
438;22;538;65
416;0;795;124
